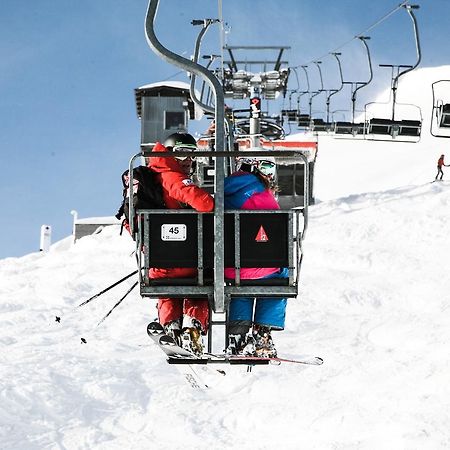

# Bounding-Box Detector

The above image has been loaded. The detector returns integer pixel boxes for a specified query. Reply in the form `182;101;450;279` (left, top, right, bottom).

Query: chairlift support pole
145;0;226;312
297;66;310;113
389;4;421;121
340;36;372;123
300;65;313;118
189;20;219;115
325;52;344;123
289;67;303;113
190;21;234;156
309;61;324;118
351;37;373;122
200;54;220;103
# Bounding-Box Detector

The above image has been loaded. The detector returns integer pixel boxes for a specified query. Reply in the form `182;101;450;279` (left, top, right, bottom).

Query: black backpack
115;166;165;236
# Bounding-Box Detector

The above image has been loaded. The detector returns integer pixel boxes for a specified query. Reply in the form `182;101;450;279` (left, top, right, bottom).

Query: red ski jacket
148;142;214;212
438;156;445;168
147;142;214;279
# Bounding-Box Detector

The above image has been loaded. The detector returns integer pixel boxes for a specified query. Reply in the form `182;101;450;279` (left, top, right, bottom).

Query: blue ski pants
228;268;289;330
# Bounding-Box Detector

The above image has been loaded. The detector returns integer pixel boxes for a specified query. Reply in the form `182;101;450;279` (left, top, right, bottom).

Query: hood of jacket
148;141;184;174
224;172;266;209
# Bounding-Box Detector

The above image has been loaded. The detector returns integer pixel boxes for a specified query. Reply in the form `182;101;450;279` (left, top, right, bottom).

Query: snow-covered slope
2;65;450;449
1;178;449;449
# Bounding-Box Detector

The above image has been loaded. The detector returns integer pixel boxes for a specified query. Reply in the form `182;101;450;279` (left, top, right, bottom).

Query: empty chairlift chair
430;80;450;138
440;104;450;128
334;120;366;136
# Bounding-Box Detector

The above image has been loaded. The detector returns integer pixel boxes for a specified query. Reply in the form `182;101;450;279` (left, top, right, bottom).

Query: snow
2;66;450;449
75;216;120;225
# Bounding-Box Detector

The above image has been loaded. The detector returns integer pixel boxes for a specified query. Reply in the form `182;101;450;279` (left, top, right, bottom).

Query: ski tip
159;335;177;346
147;321;164;336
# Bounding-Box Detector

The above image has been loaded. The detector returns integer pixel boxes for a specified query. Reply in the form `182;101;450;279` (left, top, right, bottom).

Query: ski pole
97;280;139;326
77;269;138;308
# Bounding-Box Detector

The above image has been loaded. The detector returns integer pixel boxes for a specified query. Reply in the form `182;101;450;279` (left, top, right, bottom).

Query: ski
146;322;211;389
147;322;323;374
227;354;324;366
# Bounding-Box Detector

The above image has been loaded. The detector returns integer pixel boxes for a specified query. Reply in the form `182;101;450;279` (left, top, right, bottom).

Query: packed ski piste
2;0;450;448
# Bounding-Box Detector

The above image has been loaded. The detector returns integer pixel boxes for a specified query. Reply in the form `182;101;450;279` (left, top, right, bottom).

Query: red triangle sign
255;225;269;242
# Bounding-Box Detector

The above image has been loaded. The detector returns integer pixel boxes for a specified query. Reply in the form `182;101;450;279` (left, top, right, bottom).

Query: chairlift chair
333;120;366;137
282;108;299;123
430;80;450;138
333;36;373;140
297;114;312;129
364;4;422;143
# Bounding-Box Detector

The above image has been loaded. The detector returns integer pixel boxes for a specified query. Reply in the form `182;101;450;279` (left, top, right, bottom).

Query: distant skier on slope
435;154;449;181
224;155;287;358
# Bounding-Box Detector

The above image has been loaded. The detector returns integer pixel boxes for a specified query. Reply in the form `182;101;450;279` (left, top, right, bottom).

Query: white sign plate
161;224;187;241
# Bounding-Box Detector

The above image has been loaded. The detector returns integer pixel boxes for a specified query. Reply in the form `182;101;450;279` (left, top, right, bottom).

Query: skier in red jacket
436;154;449;181
148;132;214;355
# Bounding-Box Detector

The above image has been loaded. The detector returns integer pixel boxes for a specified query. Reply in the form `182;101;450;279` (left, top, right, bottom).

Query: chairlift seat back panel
440;104;450;127
144;211;290;270
236;213;290;268
204;213;290;269
399;120;421;136
146;213;200;268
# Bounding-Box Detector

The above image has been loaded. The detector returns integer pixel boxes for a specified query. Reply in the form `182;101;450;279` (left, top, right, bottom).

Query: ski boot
226;334;244;355
253;326;277;358
163;319;182;345
180;318;204;356
226;333;257;356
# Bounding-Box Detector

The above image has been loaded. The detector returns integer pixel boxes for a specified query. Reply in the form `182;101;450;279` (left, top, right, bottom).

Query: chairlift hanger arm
274;48;286;72
189;20;235;154
300;65;311;93
226;47;238;72
145;0;226;312
351;36;373;102
380;5;421;90
190;20;217;116
327;52;344;100
200;55;220;105
383;4;421;121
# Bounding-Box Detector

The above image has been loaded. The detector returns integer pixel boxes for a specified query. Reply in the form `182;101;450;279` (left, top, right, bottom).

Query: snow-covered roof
74;216;120;225
137;80;193;91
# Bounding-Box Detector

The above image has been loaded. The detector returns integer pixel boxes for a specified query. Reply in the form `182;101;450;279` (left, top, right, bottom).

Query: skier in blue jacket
224;155;288;357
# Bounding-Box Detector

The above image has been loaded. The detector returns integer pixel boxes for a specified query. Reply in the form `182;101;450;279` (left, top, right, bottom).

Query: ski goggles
173;145;197;160
257;160;276;178
258;160;276;171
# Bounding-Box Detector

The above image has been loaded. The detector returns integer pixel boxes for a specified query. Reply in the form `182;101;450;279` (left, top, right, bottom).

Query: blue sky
1;0;449;258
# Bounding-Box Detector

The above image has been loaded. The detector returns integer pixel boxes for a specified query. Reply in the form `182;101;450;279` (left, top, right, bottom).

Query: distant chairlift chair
430;80;450;138
365;5;422;142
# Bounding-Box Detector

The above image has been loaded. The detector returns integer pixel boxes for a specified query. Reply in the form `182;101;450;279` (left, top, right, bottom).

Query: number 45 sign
161;224;187;241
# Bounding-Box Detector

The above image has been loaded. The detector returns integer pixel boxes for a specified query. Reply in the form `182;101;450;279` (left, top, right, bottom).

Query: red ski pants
150;267;209;333
158;297;209;333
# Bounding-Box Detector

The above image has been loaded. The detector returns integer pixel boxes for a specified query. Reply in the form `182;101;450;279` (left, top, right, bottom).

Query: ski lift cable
290;0;411;70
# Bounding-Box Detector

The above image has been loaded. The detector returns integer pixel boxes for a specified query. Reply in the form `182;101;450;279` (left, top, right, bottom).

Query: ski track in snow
1;180;450;449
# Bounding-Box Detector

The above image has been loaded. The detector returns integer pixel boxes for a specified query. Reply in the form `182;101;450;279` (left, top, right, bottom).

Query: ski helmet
236;153;276;180
164;132;197;150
